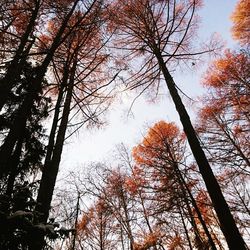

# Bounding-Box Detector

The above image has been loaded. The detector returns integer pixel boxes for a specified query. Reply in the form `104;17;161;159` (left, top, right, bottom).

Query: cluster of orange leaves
133;121;182;166
200;48;250;126
133;230;161;250
231;0;250;45
124;166;148;195
11;1;34;34
203;50;249;88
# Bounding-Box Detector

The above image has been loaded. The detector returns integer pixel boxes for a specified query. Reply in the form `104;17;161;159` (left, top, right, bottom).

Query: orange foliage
125;177;140;195
107;0;203;60
168;234;183;250
133;121;184;166
198;105;222;121
125;168;147;195
202;49;250;118
105;169;127;197
231;0;250;45
77;208;93;232
203;50;249;88
11;1;34;34
194;190;213;225
133;231;161;250
77;198;109;233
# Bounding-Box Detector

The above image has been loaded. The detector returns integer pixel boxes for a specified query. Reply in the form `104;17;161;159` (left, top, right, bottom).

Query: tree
81;164;138;250
0;0;81;178
0;0;44;110
35;0;116;224
231;0;250;46
0;62;50;180
108;0;246;248
132;121;217;249
197;48;250;245
33;1;118;248
77;199;117;250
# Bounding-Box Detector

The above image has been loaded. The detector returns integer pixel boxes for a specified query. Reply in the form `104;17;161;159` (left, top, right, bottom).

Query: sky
59;0;239;174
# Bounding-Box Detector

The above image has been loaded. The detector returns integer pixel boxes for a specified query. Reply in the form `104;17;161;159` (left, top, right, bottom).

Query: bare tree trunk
43;67;68;169
155;51;246;250
34;58;77;250
36;58;76;223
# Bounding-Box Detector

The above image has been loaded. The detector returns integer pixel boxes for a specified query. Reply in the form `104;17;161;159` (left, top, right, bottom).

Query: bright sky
59;0;238;174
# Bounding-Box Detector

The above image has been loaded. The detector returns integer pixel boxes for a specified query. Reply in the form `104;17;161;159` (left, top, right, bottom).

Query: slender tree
197;49;250;172
34;1;118;248
132;121;218;249
108;1;246;248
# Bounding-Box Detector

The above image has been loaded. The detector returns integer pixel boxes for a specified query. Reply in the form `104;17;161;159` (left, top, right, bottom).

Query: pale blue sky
59;0;239;173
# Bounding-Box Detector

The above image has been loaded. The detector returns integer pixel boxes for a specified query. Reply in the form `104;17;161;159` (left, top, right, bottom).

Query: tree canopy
0;0;249;249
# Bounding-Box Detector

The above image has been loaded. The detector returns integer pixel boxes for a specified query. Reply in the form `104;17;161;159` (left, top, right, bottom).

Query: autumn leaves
0;0;249;249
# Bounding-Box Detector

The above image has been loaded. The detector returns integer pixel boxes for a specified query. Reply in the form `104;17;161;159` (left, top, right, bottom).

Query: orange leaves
38;34;53;50
77;198;109;233
77;210;93;232
10;1;34;34
124;167;147;195
231;0;250;45
125;177;139;195
133;230;162;250
198;105;221;121
203;50;250;88
133;121;184;166
146;121;180;145
168;234;183;250
201;49;250;125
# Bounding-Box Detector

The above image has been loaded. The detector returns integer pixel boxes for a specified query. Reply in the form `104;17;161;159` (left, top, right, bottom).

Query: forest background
0;0;249;249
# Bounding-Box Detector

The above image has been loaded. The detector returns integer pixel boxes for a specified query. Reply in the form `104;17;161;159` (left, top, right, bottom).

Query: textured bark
155;51;246;249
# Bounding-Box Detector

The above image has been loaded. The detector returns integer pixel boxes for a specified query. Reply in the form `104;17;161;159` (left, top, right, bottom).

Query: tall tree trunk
43;72;68;168
36;59;76;223
155;51;246;249
33;58;77;250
